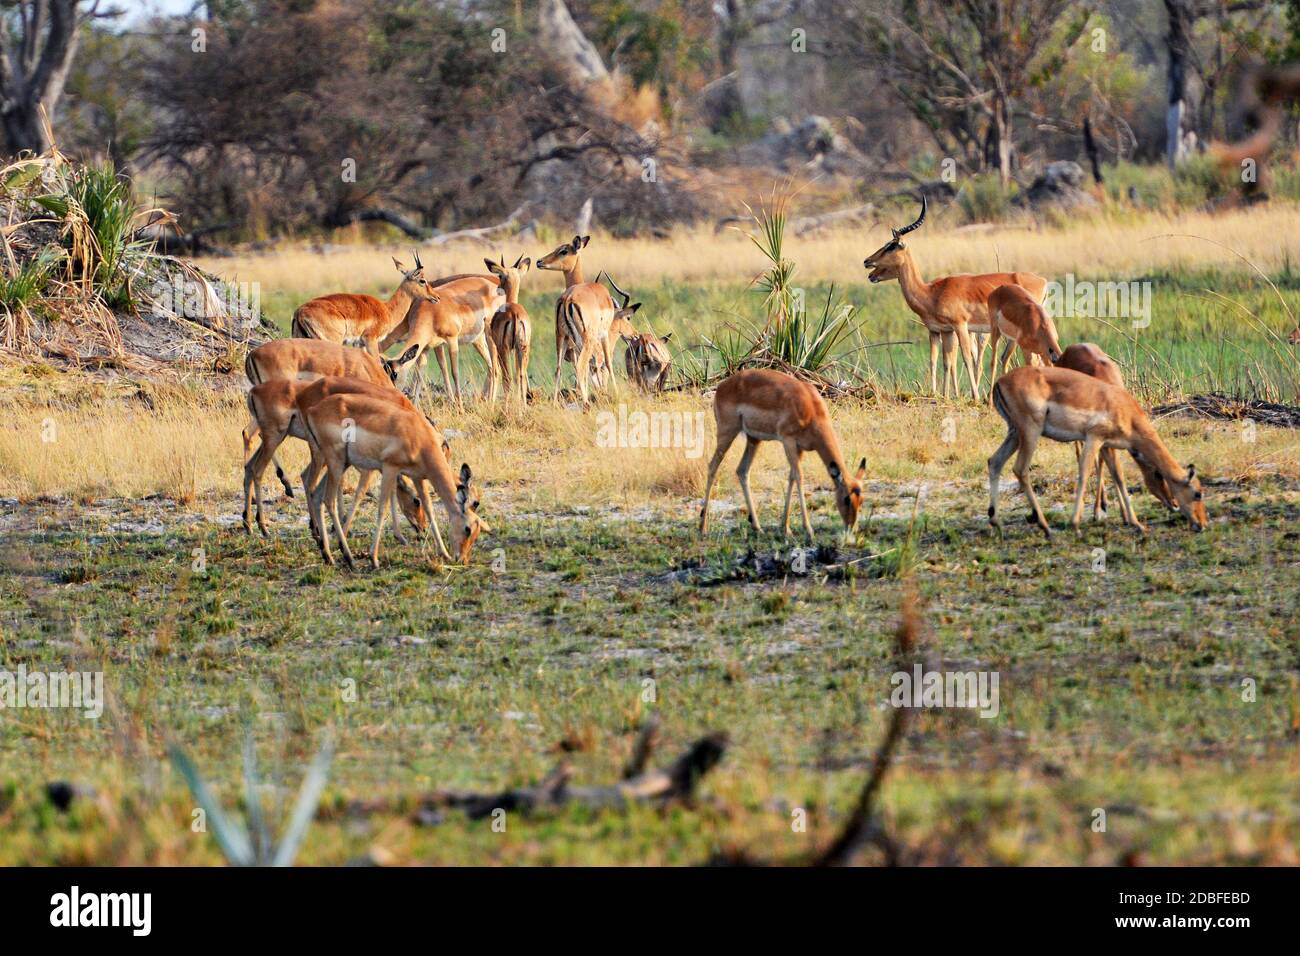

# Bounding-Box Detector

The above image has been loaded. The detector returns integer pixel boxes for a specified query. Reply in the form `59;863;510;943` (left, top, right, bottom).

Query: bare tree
711;0;800;131
1162;0;1272;168
0;0;110;154
824;0;1090;186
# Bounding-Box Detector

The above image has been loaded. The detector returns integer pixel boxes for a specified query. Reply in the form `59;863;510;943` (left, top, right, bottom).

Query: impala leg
781;472;796;536
575;341;595;405
419;480;452;561
243;430;284;537
736;437;762;533
699;423;740;535
1012;428;1051;538
301;457;324;543
471;334;495;402
343;469;376;537
600;336;617;394
1104;451;1145;534
928;331;940;394
973;332;988;392
782;440;814;542
309;463;333;564
370;470;397;569
985;327;1001;404
517;346;530;404
324;466;355;570
1071;434;1100;530
987;427;1018;530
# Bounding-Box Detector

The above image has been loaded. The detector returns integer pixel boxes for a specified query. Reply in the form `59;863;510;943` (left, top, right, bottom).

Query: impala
1054;343;1176;518
486;255;532;403
986;283;1063;376
379;270;505;407
290;253;440;353
242;338;419;497
862;196;1048;401
300;392;488;568
987;365;1207;537
699;368;866;542
603;272;673;393
242;376;435;547
537;235;617;403
1289;324;1299;345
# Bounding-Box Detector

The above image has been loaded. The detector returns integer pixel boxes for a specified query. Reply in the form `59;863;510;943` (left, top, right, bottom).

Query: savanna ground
1;203;1298;864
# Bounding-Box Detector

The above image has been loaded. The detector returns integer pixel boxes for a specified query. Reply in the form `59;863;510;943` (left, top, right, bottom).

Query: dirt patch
1153;393;1300;428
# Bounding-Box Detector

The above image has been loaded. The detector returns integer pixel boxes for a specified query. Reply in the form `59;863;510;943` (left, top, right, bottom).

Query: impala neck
814;428;849;487
504;279;519;305
563;262;585;287
895;251;934;317
1130;422;1185;486
386;284;418;323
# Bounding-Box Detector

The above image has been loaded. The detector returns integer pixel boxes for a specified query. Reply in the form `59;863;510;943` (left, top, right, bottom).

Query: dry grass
2;383;1295;508
196;202;1300;298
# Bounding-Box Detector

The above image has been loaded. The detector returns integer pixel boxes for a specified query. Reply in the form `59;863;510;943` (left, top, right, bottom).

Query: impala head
1140;460;1206;531
862;195;926;283
1040;313;1064;366
1289;324;1300;345
395;475;429;534
393;251;440;304
829;457;868;532
1169;463;1208;531
537;235;590;273
485;254;530;299
381;344;423;381
452;462;489;564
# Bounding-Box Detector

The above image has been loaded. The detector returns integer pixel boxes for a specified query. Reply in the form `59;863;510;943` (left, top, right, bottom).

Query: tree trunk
993;93;1012;187
1164;0;1195;167
0;1;85;156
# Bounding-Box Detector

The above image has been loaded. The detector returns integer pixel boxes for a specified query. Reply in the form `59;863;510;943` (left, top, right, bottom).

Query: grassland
0;205;1298;865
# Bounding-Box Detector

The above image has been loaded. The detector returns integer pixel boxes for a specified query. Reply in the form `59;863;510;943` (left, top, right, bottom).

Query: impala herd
240;210;1212;571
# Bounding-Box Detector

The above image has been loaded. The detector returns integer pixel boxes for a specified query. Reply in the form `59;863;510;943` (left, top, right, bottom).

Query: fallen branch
338;728;727;822
427;204;531;247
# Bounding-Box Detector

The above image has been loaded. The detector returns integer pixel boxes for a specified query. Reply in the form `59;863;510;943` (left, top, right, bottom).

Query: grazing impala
290;254;440;353
300;393;488;568
486;255;532;403
862;196;1048;401
242;338;419;497
699;368;866;542
988;365;1207;537
602;272;673;393
379;270;505;406
538;235;618;403
1055;343;1176;518
242;376;430;545
986;283;1063;376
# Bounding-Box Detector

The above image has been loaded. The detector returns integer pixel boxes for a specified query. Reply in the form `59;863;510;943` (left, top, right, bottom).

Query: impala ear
519;257;531;273
398;345;420;365
577;235;590;248
828;462;842;481
661;332;672;342
484;258;499;274
392;257;405;272
456;486;468;507
628;302;642;315
1185;463;1196;481
855;457;867;480
441;439;450;458
459;462;472;485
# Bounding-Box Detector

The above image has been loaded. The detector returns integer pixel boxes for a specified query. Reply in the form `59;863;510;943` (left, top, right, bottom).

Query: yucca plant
168;730;335;867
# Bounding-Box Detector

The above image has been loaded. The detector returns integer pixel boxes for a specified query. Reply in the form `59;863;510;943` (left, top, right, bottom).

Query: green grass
0;480;1296;865
259;267;1300;403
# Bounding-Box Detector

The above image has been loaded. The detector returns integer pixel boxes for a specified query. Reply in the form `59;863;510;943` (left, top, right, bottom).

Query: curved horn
894;194;927;238
603;271;632;310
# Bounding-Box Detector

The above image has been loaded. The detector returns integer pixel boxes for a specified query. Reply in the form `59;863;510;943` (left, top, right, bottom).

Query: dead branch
427;204;531;247
340;730;727;822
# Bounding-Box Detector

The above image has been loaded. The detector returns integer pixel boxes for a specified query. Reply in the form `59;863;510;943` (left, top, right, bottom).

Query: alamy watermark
149;274;261;328
595;404;707;459
890;663;999;718
0;665;103;719
1044;274;1153;329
